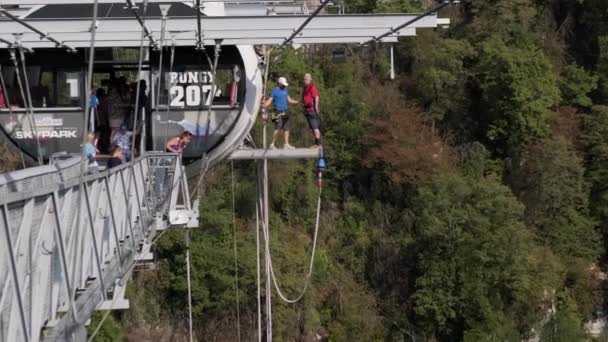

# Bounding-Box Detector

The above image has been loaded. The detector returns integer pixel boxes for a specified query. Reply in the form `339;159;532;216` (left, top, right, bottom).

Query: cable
363;0;455;45
153;8;168;151
162;42;175;150
131;0;149;158
231;160;242;341
0;8;76;52
17;46;43;165
124;0;157;48
280;0;332;48
255;185;262;342
0;64;27;168
185;228;194;342
256;169;323;304
9;48;42;165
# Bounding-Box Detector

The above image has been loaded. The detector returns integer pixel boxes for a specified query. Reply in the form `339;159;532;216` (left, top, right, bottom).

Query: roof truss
0;7;449;47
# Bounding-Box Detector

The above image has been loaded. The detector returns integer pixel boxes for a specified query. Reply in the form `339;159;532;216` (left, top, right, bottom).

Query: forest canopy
95;0;608;341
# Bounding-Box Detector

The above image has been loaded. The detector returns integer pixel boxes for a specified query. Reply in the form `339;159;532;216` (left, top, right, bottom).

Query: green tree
599;36;608;102
88;312;122;342
560;64;598;107
510;137;601;262
540;293;587;342
582;106;608;250
412;174;560;338
410;33;476;130
477;37;560;150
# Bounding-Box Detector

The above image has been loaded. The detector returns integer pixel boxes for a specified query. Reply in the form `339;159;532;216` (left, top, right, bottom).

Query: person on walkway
110;123;133;161
84;132;99;172
302;73;322;148
165;131;193;154
262;76;299;149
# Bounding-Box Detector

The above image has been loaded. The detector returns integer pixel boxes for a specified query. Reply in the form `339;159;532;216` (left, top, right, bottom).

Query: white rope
185;228;194;342
257;170;323;304
231;160;242;341
255;188;262;342
260;188;322;304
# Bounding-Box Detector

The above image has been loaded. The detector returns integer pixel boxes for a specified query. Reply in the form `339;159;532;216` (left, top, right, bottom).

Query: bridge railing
0;152;192;342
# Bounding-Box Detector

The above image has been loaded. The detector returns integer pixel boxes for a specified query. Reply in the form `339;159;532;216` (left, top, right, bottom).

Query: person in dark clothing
107;145;124;169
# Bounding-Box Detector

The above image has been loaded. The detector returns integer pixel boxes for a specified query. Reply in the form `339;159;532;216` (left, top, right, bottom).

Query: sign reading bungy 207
167;71;219;107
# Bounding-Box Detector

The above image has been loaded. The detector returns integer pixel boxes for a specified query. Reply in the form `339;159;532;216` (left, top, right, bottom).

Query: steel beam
228;147;322;160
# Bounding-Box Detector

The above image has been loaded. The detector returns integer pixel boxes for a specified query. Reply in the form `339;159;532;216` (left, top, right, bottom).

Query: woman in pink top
165;131;193;154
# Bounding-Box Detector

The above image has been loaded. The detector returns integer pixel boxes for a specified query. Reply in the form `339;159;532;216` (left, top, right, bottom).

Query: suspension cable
0;64;27;168
194;0;212;66
9;48;42;165
231;160;242;341
189;39;222;202
131;0;149;158
280;0;331;48
0;8;77;52
162;40;176;150
364;0;454;45
153;9;168;152
124;0;157;49
78;0;99;176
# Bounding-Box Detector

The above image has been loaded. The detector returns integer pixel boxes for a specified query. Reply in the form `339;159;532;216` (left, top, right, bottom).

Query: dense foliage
111;0;608;340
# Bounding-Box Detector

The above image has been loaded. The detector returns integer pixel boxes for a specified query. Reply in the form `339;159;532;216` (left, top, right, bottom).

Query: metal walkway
0;152;196;342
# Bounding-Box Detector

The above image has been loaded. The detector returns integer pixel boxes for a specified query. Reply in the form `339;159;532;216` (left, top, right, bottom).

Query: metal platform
228;147;321;160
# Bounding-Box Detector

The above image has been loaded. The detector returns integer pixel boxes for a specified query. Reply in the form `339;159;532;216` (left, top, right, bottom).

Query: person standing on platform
262;76;299;149
301;73;322;148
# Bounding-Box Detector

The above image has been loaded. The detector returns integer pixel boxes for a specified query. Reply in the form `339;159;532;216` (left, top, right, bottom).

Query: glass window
0;66;82;109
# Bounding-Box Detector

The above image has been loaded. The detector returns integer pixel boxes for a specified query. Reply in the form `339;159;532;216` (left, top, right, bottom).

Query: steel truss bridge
0;153;196;341
0;1;455;341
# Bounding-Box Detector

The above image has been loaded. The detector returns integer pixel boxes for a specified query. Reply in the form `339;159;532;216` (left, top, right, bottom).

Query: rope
162;41;176;150
17;47;43;165
231;160;242;341
153;11;168;151
131;0;149;158
185;228;194;342
87;285;120;342
0;64;27;168
255;186;262;342
256;167;323;304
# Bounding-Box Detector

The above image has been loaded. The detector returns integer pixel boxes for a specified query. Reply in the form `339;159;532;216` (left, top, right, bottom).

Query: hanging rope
231;160;242;341
0;64;26;168
185;228;194;342
256;164;323;304
255;184;262;342
9;48;42;165
152;9;168;151
162;40;176;150
131;0;149;158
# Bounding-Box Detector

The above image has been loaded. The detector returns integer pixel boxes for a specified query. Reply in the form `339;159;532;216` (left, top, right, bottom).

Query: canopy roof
0;2;450;48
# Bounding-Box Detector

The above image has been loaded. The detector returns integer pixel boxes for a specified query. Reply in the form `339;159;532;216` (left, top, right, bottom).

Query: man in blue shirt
262;77;299;149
